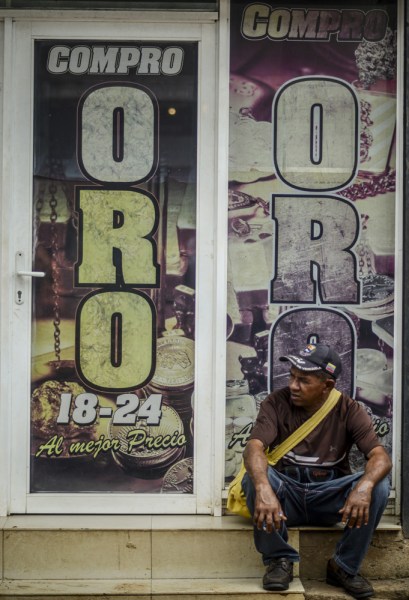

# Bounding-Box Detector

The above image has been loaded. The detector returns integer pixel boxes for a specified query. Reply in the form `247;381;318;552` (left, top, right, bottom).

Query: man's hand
339;482;372;528
254;482;287;533
339;445;392;528
243;438;287;533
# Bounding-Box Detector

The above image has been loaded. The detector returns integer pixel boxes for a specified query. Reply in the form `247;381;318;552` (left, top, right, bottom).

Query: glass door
7;18;218;514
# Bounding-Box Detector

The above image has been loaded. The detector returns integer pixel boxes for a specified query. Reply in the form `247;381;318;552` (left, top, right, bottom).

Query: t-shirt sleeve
248;394;279;449
346;399;382;457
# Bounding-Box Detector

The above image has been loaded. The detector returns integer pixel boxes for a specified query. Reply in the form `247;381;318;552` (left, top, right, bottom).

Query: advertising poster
31;40;197;493
226;1;397;484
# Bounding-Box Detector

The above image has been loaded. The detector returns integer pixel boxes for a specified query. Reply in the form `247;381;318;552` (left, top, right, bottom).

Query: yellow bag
226;389;341;519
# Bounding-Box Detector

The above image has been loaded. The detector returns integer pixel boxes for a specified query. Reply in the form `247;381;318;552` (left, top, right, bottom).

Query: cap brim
279;354;323;373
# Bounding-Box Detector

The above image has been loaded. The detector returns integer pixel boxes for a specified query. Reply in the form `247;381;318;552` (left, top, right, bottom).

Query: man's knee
242;472;255;497
372;476;390;507
266;466;286;496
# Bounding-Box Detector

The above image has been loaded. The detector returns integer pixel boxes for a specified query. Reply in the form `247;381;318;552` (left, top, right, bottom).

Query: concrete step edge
303;578;409;600
0;577;305;597
1;515;401;532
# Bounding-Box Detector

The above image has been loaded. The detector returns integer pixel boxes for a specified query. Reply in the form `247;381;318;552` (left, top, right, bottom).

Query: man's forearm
243;439;270;487
356;446;392;492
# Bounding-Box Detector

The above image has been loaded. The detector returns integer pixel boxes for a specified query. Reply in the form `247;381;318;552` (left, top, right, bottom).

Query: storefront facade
0;0;406;534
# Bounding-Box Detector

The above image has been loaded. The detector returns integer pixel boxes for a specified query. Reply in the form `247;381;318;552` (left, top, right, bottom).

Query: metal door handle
15;251;45;277
16;270;45;278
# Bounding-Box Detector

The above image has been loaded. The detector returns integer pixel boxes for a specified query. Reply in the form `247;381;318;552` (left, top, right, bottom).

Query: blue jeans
242;467;390;575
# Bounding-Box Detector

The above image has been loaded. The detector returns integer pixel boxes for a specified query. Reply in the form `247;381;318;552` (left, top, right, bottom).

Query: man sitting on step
242;343;392;599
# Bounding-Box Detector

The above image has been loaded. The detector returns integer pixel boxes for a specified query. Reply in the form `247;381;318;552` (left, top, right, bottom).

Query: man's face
288;366;333;412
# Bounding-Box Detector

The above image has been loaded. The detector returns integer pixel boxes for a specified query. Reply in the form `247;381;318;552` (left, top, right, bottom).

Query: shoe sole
326;576;375;598
263;576;293;592
263;583;290;591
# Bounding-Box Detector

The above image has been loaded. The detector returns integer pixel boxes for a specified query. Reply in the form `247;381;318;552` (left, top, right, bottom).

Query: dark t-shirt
248;387;380;475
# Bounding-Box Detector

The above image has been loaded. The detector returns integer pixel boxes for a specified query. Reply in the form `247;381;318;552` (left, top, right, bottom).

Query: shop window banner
226;1;397;485
31;40;198;494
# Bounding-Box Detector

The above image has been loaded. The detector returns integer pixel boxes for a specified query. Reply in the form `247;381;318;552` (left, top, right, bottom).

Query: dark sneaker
326;558;375;598
263;558;293;591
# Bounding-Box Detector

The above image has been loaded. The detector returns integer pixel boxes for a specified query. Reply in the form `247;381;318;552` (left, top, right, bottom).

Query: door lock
15;251;45;305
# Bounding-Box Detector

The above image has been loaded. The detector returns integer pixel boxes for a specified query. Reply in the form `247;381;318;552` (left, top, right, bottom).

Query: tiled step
2;578;409;600
0;577;305;599
1;515;299;581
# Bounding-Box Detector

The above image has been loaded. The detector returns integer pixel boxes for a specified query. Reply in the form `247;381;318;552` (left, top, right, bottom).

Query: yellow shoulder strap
266;388;341;466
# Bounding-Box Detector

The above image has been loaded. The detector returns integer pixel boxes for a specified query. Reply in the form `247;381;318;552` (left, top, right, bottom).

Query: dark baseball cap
279;343;342;379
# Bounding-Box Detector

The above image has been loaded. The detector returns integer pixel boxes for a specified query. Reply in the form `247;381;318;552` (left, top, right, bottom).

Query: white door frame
1;14;227;515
